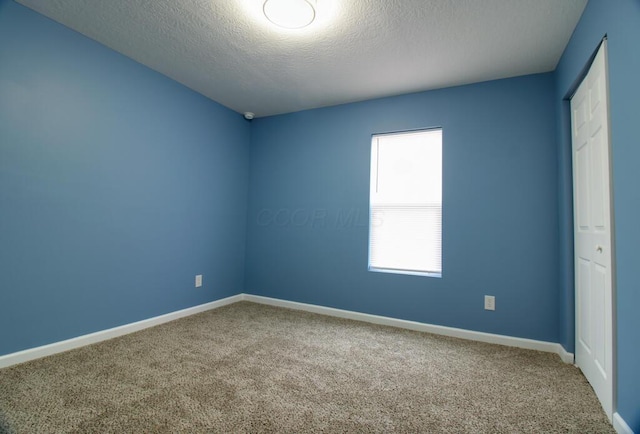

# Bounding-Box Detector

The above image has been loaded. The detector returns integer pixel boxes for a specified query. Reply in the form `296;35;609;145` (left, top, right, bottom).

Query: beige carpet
0;301;613;433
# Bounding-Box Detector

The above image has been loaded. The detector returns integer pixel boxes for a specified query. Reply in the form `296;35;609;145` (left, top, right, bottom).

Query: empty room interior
0;0;638;432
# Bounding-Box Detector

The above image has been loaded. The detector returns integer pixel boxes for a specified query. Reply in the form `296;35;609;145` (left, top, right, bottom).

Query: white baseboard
0;293;576;370
558;345;575;364
242;294;575;363
614;412;635;434
0;294;243;369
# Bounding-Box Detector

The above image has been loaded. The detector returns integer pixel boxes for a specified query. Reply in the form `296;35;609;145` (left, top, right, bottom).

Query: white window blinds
368;129;442;276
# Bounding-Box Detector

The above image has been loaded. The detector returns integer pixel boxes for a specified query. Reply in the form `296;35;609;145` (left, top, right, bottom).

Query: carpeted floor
0;301;614;433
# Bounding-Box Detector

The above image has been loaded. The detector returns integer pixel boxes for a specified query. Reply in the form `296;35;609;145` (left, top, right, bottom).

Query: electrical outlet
195;275;203;288
484;295;495;311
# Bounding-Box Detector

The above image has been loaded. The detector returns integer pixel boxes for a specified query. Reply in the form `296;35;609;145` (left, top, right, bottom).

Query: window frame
367;128;443;278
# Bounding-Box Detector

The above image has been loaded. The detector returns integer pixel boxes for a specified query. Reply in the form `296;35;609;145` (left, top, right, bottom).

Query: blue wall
0;1;250;356
555;0;640;429
246;73;560;343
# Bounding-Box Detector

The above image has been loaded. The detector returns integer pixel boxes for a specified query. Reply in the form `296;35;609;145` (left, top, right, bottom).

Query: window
368;129;442;277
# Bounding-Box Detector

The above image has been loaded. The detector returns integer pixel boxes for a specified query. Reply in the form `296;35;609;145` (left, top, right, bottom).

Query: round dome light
263;0;316;29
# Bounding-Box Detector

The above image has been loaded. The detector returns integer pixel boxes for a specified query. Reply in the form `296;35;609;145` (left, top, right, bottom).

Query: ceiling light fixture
263;0;316;29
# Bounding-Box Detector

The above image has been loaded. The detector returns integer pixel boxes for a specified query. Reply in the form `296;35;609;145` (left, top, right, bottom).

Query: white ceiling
16;0;588;118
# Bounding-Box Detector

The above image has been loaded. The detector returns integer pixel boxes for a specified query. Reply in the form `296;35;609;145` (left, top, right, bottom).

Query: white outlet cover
484;295;495;311
195;275;203;288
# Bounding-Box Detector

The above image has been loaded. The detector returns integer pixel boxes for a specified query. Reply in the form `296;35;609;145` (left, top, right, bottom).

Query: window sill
368;266;442;278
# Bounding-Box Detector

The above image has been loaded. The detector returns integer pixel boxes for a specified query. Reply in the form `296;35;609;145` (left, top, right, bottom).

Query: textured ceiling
16;0;588;118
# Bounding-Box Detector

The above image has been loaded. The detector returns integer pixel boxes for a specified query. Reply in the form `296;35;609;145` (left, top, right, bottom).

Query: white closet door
571;40;613;420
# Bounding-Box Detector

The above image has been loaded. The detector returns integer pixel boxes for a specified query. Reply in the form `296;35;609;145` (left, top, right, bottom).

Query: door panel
577;258;591;352
592;263;606;375
575;142;590;230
